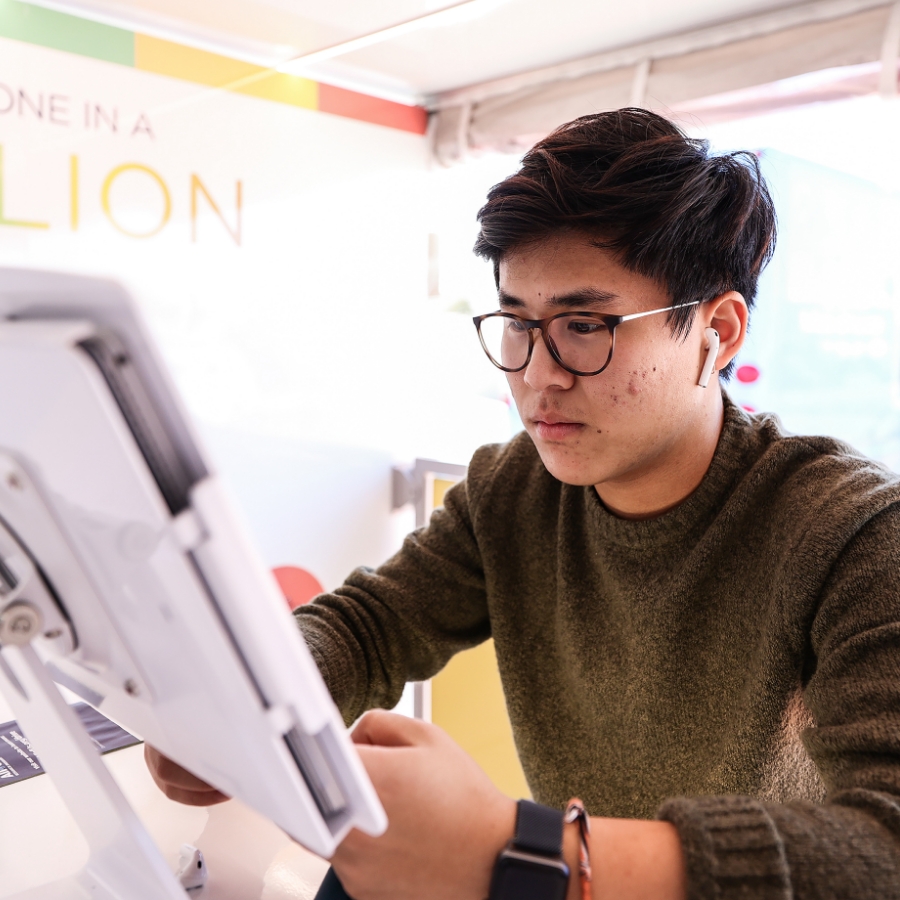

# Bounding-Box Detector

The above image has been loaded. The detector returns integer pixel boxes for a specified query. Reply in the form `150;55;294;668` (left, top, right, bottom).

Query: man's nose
523;330;575;391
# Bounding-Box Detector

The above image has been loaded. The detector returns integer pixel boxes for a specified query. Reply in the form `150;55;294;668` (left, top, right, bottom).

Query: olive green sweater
296;397;900;899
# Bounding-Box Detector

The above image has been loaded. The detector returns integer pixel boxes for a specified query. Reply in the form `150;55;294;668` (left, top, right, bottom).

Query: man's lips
531;418;584;441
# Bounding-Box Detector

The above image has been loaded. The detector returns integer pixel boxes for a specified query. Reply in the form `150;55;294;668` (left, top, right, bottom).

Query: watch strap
513;799;564;857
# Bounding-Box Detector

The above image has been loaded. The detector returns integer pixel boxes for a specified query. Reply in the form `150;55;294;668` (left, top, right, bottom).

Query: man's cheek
506;377;528;416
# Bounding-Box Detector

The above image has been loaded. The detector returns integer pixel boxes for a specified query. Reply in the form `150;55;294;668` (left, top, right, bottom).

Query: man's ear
704;291;748;374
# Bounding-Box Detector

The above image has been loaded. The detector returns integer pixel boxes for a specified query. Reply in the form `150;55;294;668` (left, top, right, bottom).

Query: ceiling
28;0;813;104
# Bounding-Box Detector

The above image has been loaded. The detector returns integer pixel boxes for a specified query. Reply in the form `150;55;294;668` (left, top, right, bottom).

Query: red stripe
319;83;428;134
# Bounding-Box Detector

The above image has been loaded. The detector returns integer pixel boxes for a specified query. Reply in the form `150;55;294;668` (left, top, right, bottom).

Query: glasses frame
472;301;702;377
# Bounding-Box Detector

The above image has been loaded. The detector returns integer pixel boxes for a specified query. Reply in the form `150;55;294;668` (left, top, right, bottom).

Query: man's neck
596;393;726;521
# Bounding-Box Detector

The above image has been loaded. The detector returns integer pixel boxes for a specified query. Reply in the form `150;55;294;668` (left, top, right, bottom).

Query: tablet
0;268;385;868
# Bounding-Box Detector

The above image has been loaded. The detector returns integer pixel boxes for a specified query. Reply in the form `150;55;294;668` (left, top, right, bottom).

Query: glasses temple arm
616;300;701;323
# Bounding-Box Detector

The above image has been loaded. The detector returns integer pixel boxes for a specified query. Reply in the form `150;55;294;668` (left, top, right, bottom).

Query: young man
147;109;900;899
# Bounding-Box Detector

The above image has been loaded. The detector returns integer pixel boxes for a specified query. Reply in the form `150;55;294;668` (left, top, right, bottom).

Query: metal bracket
391;458;468;528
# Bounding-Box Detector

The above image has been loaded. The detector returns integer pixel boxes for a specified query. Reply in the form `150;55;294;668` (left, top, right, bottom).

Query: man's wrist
563;815;582;900
563;816;688;900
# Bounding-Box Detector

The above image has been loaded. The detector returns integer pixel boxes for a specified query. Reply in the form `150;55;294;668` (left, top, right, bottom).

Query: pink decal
273;566;326;610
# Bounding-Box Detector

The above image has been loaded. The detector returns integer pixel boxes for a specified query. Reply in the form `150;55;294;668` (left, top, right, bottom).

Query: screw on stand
0;601;43;646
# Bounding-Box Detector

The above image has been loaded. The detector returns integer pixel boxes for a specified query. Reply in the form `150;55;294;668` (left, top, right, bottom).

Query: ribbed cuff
294;610;360;726
657;796;791;900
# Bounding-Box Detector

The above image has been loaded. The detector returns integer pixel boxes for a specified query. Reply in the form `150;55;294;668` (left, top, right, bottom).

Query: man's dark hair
473;108;777;379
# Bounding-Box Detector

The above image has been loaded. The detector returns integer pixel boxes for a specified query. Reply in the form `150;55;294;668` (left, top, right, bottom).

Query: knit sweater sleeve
658;504;900;899
293;444;502;725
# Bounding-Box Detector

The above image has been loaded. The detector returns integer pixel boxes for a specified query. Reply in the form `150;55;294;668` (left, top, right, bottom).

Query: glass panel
479;315;530;369
548;315;612;373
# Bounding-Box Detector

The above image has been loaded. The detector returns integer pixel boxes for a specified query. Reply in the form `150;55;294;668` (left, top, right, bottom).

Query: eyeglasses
472;301;701;377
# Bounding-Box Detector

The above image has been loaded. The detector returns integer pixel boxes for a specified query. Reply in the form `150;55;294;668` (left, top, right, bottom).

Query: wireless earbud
698;327;720;388
177;845;208;893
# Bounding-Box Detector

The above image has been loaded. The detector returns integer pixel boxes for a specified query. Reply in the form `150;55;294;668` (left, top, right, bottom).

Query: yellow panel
134;34;317;110
427;468;527;796
431;476;458;511
431;639;531;800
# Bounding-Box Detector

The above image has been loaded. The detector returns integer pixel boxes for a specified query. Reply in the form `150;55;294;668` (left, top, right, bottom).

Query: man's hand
144;744;230;806
332;710;516;900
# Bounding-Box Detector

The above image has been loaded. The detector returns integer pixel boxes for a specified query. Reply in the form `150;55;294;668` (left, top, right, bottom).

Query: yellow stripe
135;34;318;110
70;155;79;231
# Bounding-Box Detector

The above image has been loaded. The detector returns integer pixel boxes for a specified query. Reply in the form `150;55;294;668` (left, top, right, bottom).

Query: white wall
0;34;513;591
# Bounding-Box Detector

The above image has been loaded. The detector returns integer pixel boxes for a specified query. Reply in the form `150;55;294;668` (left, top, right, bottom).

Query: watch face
490;854;569;900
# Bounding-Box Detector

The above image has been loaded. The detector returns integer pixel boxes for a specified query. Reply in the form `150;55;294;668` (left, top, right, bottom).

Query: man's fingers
350;709;441;748
145;745;212;791
160;785;231;806
144;745;230;805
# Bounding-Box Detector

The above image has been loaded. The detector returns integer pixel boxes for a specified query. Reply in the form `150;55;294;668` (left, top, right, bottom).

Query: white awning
431;0;900;164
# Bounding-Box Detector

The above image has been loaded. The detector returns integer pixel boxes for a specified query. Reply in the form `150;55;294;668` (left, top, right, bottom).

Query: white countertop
0;693;331;899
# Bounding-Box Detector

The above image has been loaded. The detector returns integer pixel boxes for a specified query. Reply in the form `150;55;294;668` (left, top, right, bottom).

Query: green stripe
0;0;134;66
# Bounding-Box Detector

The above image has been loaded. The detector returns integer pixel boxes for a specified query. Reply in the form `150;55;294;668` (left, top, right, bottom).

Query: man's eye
567;319;607;335
507;319;528;333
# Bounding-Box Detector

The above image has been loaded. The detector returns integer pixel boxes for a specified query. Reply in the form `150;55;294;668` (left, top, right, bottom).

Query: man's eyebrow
498;290;526;309
498;288;619;310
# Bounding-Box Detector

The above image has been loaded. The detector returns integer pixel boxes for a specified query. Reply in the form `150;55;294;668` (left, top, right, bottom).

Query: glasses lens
478;315;531;370
547;314;612;374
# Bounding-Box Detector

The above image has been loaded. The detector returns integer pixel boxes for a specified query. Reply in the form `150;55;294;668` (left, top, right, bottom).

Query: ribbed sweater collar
584;394;759;549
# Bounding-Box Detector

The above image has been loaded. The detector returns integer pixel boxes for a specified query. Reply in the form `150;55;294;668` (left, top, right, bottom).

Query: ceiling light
278;0;489;74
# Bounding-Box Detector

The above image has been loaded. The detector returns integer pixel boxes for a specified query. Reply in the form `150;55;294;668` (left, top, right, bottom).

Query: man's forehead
496;231;672;310
498;237;625;305
499;234;621;281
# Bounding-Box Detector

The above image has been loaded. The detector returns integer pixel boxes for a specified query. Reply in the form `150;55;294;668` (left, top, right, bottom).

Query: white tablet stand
1;621;189;900
0;269;386;898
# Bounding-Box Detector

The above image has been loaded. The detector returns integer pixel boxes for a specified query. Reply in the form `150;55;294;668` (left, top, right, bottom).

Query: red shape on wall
273;566;325;610
742;404;756;413
736;364;760;384
318;83;428;135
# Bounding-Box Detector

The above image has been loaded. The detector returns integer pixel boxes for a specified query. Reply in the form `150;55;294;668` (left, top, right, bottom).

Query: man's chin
533;444;604;488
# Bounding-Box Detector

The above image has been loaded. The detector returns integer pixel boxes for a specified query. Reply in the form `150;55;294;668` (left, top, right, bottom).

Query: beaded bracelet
565;798;592;900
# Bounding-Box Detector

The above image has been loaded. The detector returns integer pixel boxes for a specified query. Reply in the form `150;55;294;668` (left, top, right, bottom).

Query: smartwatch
488;799;570;900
